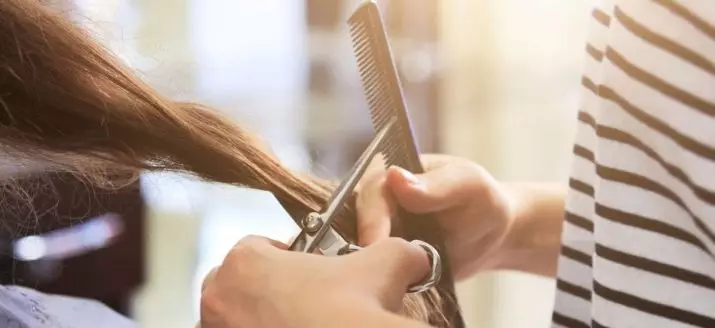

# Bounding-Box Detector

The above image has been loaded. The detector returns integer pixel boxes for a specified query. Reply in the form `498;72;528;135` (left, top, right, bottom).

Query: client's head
0;0;447;326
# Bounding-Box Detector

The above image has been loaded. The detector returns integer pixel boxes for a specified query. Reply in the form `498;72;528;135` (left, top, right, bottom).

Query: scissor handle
406;240;443;293
335;239;442;294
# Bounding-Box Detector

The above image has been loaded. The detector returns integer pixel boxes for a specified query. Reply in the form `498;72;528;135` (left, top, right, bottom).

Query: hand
199;235;432;328
356;154;517;280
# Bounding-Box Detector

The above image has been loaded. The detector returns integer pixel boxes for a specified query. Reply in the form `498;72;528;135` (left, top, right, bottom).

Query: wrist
492;182;566;276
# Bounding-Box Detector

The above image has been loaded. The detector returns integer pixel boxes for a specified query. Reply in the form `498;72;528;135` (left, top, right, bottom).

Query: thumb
349;238;431;309
386;165;484;213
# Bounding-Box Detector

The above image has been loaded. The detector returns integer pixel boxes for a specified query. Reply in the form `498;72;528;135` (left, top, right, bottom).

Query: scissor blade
302;117;396;254
316;228;349;255
289;220;351;255
320;117;396;220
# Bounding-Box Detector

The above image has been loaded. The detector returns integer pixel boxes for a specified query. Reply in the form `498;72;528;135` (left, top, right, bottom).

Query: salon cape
0;285;138;328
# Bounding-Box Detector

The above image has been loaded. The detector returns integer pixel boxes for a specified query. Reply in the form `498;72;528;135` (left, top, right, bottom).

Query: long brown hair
0;0;447;326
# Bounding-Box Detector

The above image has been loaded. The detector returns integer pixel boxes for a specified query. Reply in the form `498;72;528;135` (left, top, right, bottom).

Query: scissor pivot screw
302;212;323;234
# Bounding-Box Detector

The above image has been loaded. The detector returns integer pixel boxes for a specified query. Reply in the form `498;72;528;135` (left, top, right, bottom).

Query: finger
232;235;290;252
365;153;387;179
201;267;218;291
356;172;396;246
385;163;489;213
355;153;386;190
351;238;430;300
223;235;290;274
419;153;453;170
355;154;455;245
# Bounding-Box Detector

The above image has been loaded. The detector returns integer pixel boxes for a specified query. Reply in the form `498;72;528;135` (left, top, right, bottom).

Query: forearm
494;182;566;277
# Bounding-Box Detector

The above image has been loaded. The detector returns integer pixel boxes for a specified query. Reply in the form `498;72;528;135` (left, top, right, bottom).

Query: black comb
348;1;465;327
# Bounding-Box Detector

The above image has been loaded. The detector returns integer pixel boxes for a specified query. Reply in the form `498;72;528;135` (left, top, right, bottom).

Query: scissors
289;117;442;293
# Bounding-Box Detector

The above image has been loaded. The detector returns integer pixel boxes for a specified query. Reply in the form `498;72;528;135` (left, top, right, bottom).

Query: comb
348;1;465;327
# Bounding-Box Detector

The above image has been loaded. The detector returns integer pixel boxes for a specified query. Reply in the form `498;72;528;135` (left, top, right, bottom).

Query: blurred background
3;0;593;327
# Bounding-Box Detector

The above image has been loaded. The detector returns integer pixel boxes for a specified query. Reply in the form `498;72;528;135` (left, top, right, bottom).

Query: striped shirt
552;1;715;327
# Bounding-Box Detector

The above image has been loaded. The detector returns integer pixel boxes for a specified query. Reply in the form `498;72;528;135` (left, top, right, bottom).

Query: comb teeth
347;1;422;173
379;136;408;167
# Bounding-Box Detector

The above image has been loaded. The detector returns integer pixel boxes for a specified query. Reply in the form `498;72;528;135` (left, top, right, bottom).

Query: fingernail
397;167;421;186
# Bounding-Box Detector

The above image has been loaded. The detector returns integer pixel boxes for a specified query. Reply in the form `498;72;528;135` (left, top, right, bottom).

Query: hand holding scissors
289;118;442;293
199;119;443;328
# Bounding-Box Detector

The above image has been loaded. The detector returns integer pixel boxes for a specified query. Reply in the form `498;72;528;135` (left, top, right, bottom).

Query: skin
200;236;434;328
199;154;567;327
357;154;566;278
